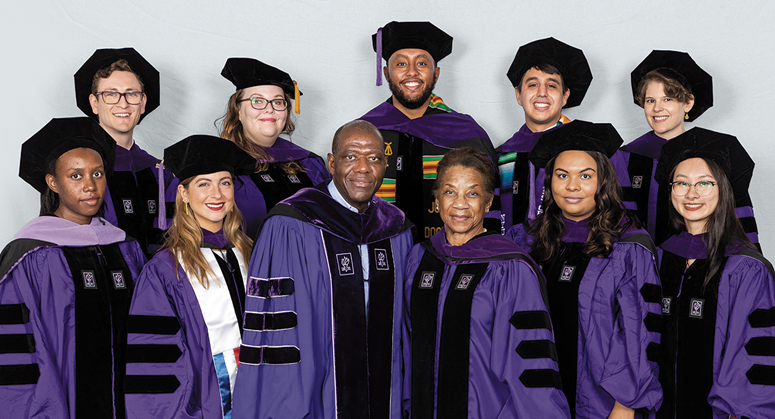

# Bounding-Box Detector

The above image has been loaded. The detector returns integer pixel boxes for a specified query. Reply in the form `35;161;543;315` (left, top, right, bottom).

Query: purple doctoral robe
658;232;775;418
621;129;760;247
360;99;499;240
403;231;571;418
124;229;248;419
232;137;330;240
232;185;414;418
0;216;146;419
105;142;175;258
508;218;663;418
497;122;634;232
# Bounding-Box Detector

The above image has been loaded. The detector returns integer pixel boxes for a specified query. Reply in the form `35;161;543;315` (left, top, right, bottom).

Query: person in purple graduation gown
653;129;775;418
232;120;414;418
496;38;634;232
74;47;175;258
219;57;330;239
403;147;571;418
123;135;255;418
360;21;498;241
507;121;663;419
622;50;760;248
0;117;146;418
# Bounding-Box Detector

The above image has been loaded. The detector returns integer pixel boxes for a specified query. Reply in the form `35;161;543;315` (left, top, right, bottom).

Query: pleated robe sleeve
709;255;775;418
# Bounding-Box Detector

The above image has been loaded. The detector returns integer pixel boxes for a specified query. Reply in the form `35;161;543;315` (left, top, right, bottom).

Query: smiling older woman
507;120;663;419
402;147;570;418
654;129;775;419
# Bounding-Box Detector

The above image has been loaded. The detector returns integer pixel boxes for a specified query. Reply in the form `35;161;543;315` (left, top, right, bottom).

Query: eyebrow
66;165;104;171
524;76;561;85
393;52;432;61
249;94;284;99
673;173;714;180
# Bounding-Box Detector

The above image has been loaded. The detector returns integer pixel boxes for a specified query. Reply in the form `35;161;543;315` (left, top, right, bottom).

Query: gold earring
183;199;189;215
684;113;689;120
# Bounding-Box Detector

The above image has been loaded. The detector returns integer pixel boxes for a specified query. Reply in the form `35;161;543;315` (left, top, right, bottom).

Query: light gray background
3;1;772;254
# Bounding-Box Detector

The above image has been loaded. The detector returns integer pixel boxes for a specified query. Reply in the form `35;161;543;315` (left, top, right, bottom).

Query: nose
537;82;548;97
652;99;663;112
354;157;371;173
212;185;224;198
685;184;700;199
565;176;580;191
84;175;97;191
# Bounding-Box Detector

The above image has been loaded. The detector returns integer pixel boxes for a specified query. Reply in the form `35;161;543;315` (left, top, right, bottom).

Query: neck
525;116;561;133
54;209;92;225
247;133;278;148
392;96;431;120
658;126;686;141
685;220;707;236
445;225;485;247
102;124;134;150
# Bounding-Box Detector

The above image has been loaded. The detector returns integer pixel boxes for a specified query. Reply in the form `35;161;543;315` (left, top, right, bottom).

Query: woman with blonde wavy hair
219;57;330;238
124;135;255;419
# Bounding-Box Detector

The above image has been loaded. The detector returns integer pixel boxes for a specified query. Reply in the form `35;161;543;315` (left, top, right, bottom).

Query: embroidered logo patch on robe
419;272;435;289
632;175;643;189
82;270;97;289
559;265;575;282
689;298;704;319
336;253;355;276
512;180;519;195
396;156;403;171
112;271;126;289
147;200;157;214
288;175;301;184
662;297;672;315
123;199;134;214
456;274;474;290
375;249;389;270
260;174;274;182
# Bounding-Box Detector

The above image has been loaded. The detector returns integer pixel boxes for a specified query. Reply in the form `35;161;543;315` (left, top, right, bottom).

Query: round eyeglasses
670;180;717;196
238;96;289;111
95;91;145;105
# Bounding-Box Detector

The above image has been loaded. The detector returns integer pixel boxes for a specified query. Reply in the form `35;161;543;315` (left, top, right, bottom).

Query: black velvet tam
21;117;116;193
630;50;713;122
506;37;592;108
221;57;300;96
164;135;256;181
74;47;160;122
528;120;623;169
372;21;453;64
654;128;753;202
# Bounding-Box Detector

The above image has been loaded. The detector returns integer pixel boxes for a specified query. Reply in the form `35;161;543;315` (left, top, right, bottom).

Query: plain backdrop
2;1;773;254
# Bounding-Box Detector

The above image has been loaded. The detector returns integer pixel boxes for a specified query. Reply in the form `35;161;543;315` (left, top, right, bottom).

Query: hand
607;401;635;419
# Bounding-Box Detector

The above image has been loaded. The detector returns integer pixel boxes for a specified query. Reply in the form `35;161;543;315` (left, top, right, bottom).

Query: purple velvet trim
736;205;755;219
114;142;159;172
279;186;407;245
158;161;167;230
660;231;708;259
359;102;490;147
429;230;529;261
622;131;667;160
261;137;316;163
376;27;383;87
561;216;591;243
14;216;126;246
202;228;229;248
500;123;562;153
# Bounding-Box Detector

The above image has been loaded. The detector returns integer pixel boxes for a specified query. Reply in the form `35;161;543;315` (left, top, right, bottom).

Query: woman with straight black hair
654;129;775;418
507;120;662;418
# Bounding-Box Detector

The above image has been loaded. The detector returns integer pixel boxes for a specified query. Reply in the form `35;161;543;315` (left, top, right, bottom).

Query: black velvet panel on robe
107;168;167;257
248;162;314;211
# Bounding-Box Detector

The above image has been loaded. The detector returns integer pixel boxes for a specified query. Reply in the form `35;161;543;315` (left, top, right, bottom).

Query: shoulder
615;226;658;257
725;250;775;279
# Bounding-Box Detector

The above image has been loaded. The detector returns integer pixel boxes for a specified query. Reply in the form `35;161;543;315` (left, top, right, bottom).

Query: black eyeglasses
670;180;717;196
95;91;145;105
238;96;289;111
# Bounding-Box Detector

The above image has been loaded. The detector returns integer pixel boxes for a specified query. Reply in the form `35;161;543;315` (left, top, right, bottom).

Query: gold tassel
293;80;300;114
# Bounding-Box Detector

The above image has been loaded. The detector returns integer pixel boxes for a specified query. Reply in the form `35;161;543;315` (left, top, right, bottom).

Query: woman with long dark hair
123;136;255;418
218;57;330;238
654;129;775;418
0;117;146;418
623;50;760;248
507;121;662;418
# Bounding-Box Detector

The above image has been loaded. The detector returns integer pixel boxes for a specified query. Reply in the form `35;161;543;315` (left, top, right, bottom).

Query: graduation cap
20;117;116;193
74;47;160;123
506;37;593;108
630;50;713;122
372;21;453;86
654;127;753;202
164;135;256;181
528;120;623;168
221;57;302;113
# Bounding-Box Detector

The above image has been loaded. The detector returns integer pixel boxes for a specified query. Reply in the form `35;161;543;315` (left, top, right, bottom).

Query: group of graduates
0;19;773;419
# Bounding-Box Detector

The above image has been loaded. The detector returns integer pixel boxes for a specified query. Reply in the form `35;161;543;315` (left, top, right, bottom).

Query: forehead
96;70;142;90
192;170;233;181
645;81;667;96
389;48;434;63
554;150;597;169
440;165;485;186
56;147;103;167
521;67;563;85
673;157;713;178
242;84;285;98
337;128;383;153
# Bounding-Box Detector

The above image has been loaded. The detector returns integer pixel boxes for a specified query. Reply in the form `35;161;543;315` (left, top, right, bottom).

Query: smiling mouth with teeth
205;203;225;210
114;113;131;117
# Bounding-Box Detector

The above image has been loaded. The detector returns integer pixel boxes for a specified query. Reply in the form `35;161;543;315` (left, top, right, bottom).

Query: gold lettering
424;226;442;238
427;201;439;213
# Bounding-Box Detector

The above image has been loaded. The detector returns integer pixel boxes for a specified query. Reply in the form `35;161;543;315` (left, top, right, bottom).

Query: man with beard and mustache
360;21;497;242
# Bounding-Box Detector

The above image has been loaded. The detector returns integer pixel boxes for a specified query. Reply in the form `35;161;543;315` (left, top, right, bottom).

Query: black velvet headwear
630;50;713;122
164;135;256;181
506;37;593;108
221;57;301;96
528;120;623;169
654;128;753;203
20;117;116;193
372;21;453;63
74;47;160;123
